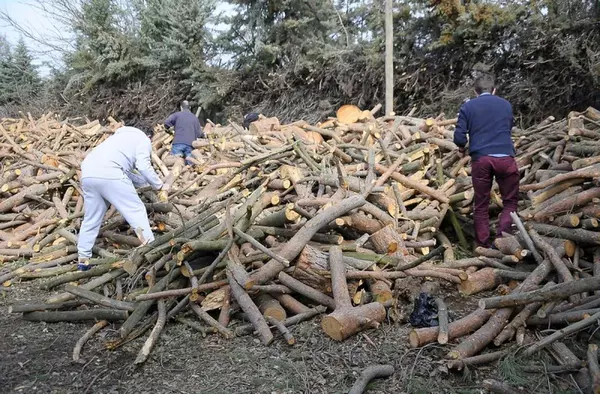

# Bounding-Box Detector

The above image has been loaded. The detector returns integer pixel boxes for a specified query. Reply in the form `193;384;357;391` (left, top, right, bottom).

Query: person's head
181;100;190;111
124;118;154;138
474;74;496;96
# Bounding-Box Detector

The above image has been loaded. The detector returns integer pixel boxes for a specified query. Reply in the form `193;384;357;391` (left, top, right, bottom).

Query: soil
0;280;576;394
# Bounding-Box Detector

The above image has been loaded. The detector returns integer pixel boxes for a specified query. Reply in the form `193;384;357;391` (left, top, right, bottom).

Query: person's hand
457;147;465;158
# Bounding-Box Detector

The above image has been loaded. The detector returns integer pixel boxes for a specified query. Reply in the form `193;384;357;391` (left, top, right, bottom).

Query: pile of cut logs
2;105;600;389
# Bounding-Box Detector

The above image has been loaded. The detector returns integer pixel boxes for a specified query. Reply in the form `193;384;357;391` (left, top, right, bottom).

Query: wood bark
528;222;600;245
256;293;287;322
348;364;394;394
189;302;234;339
458;268;503;296
369;224;409;262
524;310;600;356
480;276;600;309
520;163;600;191
482;380;523;394
72;320;108;363
273;293;311;315
435;298;449;344
134;300;166;365
529;229;575;286
409;308;492;348
321;246;386;341
250;195;365;285
447;349;509;371
23;309;128;322
226;270;273;345
588;344;600;394
534;187;600;220
64;284;136;311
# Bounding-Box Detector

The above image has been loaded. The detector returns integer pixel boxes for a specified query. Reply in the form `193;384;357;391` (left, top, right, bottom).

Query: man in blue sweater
164;101;204;165
454;75;519;248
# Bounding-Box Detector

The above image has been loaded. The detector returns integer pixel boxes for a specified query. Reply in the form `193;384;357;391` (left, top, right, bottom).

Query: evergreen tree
221;1;342;68
0;37;41;105
12;38;42;101
0;36;15;104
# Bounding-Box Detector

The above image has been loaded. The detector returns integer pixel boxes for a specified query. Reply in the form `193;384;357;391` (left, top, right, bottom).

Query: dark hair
242;112;259;129
124;118;154;137
474;74;495;94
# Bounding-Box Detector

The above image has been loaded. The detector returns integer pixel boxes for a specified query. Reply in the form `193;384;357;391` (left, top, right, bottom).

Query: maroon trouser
471;156;519;247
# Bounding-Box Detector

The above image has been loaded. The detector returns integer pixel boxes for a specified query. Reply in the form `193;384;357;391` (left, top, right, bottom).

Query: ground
0;282;577;394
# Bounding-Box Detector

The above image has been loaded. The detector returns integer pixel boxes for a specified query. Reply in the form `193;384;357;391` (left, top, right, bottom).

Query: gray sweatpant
77;177;154;259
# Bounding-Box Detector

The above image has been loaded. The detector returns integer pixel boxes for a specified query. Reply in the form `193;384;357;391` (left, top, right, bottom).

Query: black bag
409;292;439;328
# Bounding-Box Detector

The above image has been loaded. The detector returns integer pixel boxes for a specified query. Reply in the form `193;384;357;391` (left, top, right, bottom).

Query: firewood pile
2;105;600;383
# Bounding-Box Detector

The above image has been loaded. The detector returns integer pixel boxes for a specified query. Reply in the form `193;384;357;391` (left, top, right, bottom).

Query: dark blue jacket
453;94;515;161
164;110;204;146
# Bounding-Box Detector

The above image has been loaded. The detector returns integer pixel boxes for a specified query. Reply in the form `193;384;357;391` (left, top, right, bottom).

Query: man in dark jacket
242;112;259;129
453;75;519;248
164;101;204;165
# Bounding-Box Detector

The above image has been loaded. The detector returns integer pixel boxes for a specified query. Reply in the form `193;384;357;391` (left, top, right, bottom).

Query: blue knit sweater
453;94;515;161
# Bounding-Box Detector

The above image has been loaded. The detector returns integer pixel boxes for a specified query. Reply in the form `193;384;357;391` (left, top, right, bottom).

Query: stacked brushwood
1;105;600;386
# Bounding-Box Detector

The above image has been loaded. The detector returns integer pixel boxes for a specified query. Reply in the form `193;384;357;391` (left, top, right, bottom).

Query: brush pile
2;105;600;385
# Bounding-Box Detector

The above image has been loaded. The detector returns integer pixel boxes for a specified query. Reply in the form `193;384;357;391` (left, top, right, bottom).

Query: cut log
482;380;523;394
250;195;366;285
375;164;449;203
134;300;166;365
72;320;108;363
529;229;575;287
256;293;287;322
265;316;295;345
435;298;449;344
369;224;409;261
493;234;524;257
447;350;509;371
235;306;326;336
524;310;600;356
272;293;311;315
458;268;502;296
526;308;600;325
339;212;383;234
479;276;600;309
347;364;394;394
249;116;280;134
588;344;600;394
189;302;234;339
533;187;600;221
64;284;136;311
226;270;273;345
582;218;600;230
337;105;362;124
278;272;336;310
409;308;492;348
321;247;386;341
527;222;600;245
520;163;600;191
550;213;581;228
493;282;555;346
23;309;128;322
371;280;393;304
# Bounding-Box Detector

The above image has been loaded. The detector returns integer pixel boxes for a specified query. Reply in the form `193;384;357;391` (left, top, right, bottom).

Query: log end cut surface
321;303;386;341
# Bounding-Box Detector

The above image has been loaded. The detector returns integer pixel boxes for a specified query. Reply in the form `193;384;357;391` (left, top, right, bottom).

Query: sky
0;0;235;76
0;0;70;75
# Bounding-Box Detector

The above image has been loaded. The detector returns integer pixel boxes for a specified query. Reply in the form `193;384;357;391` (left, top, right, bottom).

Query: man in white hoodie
77;121;164;270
